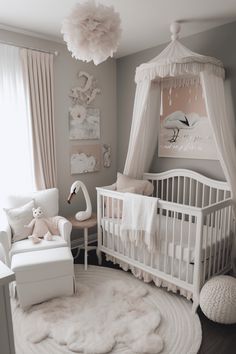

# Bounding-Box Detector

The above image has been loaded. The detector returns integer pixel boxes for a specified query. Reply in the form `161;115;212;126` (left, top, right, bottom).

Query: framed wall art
158;84;218;160
69;106;100;140
70;144;101;174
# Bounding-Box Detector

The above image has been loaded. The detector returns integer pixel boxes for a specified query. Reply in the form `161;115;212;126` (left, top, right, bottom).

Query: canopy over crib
135;35;224;83
123;23;236;220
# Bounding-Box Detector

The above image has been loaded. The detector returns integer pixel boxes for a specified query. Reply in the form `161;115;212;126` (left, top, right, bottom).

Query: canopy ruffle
135;40;225;83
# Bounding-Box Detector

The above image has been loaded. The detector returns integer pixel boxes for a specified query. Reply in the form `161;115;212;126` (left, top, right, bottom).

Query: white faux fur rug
11;265;202;354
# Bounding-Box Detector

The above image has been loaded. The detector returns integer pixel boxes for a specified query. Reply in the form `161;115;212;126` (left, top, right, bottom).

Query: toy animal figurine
67;180;92;221
24;207;54;243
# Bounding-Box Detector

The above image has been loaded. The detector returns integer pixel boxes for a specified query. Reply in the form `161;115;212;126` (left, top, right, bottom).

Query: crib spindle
217;208;224;273
172;177;174;202
112;198;115;252
102;195;105;247
208;212;214;279
221;206;228;269
183;177;186;205
189;178;193;206
203;214;209;282
196;181;199;207
164;209;169;273
225;205;232;267
209;187;212;206
213;210;219;275
177;177;180;204
178;213;184;280
186;216;191;283
171;211;176;277
157;209;162;271
202;185;205;208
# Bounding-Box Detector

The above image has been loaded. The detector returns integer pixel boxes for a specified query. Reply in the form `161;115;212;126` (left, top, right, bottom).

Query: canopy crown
135;31;224;83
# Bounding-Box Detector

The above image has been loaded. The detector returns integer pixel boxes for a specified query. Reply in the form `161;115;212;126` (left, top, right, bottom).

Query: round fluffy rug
11;265;202;354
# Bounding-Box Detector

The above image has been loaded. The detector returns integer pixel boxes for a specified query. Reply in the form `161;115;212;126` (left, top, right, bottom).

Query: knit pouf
200;275;236;324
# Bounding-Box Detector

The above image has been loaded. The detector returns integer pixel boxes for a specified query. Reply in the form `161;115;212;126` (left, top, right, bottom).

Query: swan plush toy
67;180;92;221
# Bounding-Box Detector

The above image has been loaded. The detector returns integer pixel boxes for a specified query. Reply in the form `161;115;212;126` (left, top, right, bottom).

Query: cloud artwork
70;144;101;174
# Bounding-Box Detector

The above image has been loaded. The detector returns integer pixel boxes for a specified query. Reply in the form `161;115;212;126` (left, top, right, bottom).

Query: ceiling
0;0;236;57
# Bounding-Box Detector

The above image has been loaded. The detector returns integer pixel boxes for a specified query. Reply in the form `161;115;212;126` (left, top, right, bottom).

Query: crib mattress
102;215;231;264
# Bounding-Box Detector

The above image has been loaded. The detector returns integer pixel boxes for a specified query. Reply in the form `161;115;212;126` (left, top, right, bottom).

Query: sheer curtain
201;71;236;273
123;81;160;178
0;44;35;205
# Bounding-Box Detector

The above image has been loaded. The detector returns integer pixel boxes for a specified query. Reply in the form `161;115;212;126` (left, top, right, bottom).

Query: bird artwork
163;111;200;143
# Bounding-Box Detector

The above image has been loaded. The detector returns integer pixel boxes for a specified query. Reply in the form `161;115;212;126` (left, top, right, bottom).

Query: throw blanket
121;193;158;251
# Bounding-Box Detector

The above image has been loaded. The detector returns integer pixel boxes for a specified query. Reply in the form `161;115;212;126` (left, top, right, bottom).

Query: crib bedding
102;214;230;264
102;215;230;290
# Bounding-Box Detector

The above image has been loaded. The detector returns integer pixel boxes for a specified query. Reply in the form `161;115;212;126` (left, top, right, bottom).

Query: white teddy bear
25;207;53;244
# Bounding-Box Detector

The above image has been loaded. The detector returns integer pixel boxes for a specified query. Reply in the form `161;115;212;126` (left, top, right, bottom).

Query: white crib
96;169;235;311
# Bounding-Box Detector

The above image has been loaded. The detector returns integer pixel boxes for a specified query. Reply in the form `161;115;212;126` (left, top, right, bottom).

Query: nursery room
0;0;236;353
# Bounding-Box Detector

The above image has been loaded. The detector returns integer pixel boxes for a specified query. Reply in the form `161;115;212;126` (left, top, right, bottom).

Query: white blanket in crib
121;193;158;250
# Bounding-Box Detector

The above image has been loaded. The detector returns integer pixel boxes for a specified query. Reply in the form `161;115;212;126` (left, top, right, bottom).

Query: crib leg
96;248;102;265
192;297;199;314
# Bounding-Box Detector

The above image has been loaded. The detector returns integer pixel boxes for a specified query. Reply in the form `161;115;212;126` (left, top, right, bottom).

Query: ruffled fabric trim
135;39;225;83
106;254;193;300
135;61;225;83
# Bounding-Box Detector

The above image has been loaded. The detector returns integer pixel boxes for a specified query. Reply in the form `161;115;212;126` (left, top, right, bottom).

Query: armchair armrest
58;217;72;247
0;214;11;266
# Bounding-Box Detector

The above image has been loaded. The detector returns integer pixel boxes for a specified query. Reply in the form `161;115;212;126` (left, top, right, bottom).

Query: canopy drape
123;39;226;179
124;81;160;178
201;72;236;205
123;36;236;272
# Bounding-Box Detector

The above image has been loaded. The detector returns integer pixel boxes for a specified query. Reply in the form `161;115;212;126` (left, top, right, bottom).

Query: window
0;43;35;204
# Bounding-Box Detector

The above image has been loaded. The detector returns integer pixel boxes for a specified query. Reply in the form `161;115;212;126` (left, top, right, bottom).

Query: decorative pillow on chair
3;200;35;242
116;172;154;196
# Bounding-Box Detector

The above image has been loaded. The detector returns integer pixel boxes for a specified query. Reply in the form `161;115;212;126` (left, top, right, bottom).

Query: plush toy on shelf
25;207;57;244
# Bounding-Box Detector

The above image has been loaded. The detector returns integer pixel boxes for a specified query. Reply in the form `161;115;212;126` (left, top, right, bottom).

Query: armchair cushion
9;236;67;260
3;200;35;242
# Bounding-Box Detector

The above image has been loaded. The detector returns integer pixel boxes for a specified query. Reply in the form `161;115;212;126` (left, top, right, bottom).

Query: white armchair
0;188;72;267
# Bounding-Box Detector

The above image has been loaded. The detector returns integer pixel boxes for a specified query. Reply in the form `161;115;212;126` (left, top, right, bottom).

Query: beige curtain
21;49;57;189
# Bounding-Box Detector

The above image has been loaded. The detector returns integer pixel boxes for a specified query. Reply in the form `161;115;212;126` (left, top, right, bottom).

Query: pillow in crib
105;186;135;218
116;172;154;196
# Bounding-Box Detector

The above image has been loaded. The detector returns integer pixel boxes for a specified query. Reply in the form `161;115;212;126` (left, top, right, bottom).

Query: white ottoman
11;247;74;309
200;275;236;324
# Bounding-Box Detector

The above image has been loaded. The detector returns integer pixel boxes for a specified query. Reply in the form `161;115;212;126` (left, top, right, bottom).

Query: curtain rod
0;39;59;56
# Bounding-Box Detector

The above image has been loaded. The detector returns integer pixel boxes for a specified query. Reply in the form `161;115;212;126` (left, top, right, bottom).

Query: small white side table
68;213;98;270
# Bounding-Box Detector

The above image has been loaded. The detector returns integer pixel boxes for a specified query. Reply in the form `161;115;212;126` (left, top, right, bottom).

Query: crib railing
201;199;234;278
97;188;201;291
144;169;230;207
97;185;234;307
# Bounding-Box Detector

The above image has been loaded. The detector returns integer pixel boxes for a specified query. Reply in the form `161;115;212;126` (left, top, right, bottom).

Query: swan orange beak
67;192;75;204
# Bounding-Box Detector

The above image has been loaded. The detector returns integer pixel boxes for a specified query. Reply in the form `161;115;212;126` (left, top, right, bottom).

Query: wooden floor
74;249;236;354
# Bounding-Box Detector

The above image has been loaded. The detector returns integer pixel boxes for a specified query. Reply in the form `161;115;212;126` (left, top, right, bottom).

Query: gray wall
0;29;117;217
117;21;236;181
2;20;236;218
